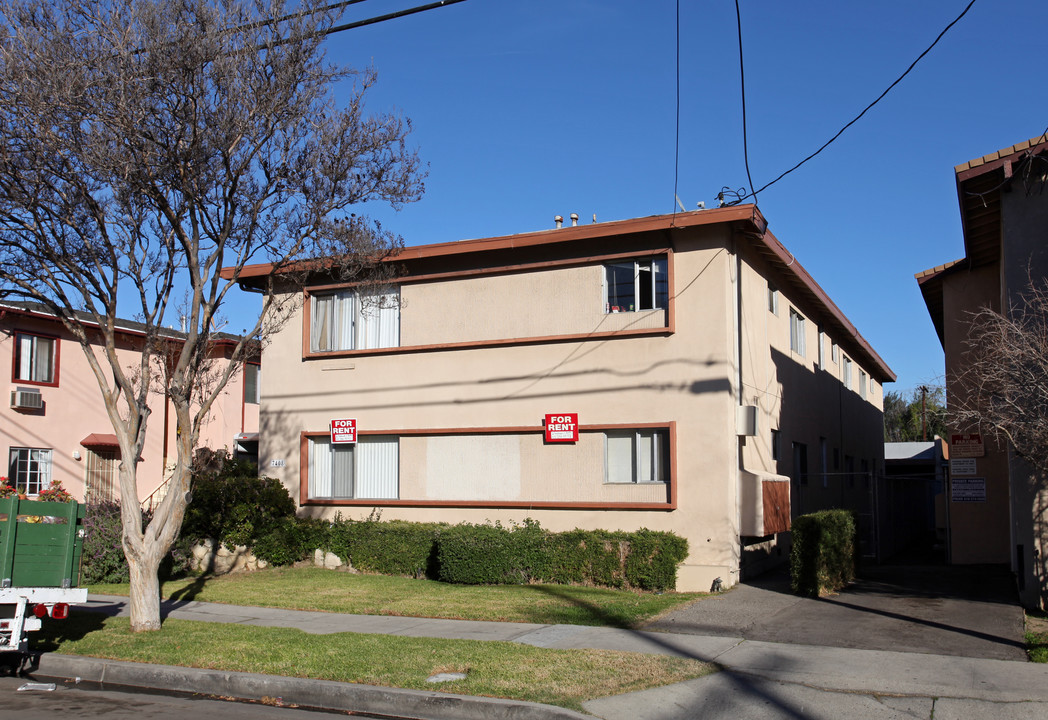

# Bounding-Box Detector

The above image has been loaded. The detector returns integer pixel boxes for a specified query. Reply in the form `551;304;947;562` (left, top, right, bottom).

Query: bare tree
0;0;423;631
952;279;1048;476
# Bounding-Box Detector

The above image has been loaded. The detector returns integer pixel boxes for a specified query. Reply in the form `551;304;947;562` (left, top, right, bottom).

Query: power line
729;0;980;204
672;0;681;216
734;0;756;207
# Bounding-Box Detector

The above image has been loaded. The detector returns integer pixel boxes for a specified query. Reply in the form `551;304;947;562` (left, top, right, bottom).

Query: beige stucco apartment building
1;301;260;505
238;206;893;591
917;135;1048;608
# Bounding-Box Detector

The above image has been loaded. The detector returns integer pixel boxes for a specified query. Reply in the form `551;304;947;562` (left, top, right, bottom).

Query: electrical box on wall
736;405;758;436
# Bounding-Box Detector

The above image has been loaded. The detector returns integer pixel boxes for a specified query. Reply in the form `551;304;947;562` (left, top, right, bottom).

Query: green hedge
326;515;446;578
789;509;856;597
433;520;688;591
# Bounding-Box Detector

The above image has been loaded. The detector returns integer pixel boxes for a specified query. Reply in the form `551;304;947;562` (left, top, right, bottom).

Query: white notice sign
952;477;986;502
951;458;976;476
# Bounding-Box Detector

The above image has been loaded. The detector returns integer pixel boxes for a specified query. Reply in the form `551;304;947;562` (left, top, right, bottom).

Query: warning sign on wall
330;418;357;444
952;477;986;502
950;433;984;458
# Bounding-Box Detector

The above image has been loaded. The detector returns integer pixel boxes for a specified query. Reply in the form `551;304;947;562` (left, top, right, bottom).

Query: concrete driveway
645;564;1027;661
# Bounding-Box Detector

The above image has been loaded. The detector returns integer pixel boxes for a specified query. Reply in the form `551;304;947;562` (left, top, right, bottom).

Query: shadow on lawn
526;584;812;720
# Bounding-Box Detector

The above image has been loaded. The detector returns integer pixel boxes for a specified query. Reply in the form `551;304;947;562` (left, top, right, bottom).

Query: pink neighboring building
1;301;259;504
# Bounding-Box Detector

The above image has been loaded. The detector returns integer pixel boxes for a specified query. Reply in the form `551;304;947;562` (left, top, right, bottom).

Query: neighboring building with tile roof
917;133;1048;608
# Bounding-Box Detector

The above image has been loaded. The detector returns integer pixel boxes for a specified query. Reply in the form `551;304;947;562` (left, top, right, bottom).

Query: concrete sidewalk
20;593;1046;719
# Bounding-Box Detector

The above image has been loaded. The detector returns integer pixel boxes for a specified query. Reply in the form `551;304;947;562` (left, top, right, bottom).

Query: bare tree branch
0;0;424;631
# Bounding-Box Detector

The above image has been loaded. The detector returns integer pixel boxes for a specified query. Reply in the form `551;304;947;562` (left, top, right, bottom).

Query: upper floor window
604;257;668;313
843;356;853;390
768;284;779;315
605;429;668;484
244;362;260;404
309;288;399;353
817;329;825;369
789;309;806;356
831;341;840;364
859;369;868;399
13;331;57;385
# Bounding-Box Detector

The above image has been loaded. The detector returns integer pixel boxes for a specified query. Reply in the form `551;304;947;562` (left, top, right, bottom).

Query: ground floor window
8;447;52;496
307;436;399;500
605;429;667;484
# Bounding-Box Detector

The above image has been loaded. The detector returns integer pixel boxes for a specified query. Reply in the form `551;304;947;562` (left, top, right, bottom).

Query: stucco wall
1;310;255;502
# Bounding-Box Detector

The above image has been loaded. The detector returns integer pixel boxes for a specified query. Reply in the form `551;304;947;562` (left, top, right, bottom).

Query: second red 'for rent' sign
545;413;579;443
331;418;357;444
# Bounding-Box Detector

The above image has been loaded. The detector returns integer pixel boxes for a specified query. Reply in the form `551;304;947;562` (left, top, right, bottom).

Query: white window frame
604;429;668;484
14;331;56;384
843;356;853;390
817;329;825;370
831;341;840;364
789;308;806;357
604;257;668;313
307;436;399;500
859;369;868;399
8;447;52;496
309;287;400;353
768;284;779;315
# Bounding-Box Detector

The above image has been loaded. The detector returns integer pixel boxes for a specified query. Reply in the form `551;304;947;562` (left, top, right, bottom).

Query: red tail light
32;603;48;618
51;603;69;620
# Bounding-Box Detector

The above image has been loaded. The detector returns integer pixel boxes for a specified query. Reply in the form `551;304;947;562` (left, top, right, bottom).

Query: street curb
24;652;594;720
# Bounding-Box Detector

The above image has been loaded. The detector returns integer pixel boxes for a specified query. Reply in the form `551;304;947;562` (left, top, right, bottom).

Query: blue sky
233;0;1048;397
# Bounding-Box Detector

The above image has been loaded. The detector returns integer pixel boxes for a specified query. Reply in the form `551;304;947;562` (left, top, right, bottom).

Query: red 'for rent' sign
331;418;357;444
545;413;579;443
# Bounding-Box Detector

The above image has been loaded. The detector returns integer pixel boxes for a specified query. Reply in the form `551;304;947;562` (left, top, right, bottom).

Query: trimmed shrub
624;528;690;592
326;515;445;578
181;450;296;549
435;520;689;591
790;509;856;597
436;520;546;585
253;517;330;567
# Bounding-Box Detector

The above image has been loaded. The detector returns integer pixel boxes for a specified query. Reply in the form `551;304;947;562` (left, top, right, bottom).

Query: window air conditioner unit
11;388;43;410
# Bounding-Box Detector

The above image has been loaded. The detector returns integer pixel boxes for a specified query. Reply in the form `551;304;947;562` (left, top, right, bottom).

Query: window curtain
356;437;398;499
309;437;333;498
356;290;400;350
606;432;635;483
311;291;355;352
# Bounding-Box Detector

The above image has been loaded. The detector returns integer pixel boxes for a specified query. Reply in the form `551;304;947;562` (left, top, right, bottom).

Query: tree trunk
127;538;165;632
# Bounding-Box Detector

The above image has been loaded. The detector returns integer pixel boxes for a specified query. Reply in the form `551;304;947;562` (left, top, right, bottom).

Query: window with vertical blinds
307;436;398;500
310;288;400;353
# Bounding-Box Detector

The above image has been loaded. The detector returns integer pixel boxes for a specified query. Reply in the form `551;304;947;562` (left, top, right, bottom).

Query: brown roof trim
747;228;896;383
914;258;968;349
954;133;1048;181
224;206;767;281
229;205;891;381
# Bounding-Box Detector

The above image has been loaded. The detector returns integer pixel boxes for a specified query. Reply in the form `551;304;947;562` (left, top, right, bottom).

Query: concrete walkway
19;584;1047;720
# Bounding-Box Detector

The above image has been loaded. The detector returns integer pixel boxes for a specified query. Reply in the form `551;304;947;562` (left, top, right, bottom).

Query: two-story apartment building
917;134;1048;607
233;206;893;591
1;301;260;505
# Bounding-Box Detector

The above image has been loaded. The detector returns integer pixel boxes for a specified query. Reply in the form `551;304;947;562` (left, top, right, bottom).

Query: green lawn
39;609;715;711
1026;611;1048;662
90;566;706;627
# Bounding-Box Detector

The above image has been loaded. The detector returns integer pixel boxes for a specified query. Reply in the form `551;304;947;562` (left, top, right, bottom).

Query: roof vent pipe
570;213;579;227
554;215;563;229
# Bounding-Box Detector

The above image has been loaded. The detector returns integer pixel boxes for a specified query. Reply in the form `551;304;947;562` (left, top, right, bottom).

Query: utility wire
732;0;979;203
672;0;681;216
734;0;756;207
